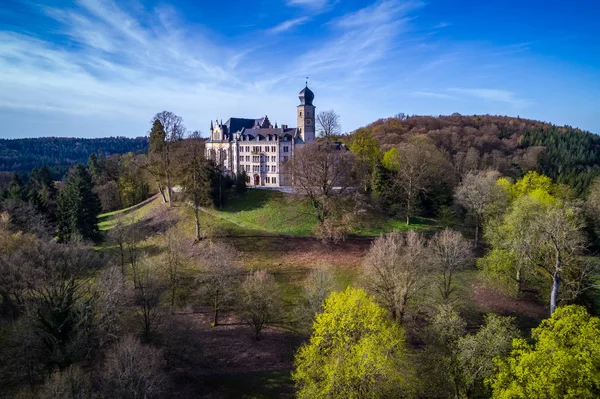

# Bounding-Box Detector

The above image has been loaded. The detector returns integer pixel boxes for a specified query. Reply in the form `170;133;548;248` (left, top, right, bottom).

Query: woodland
1;111;600;398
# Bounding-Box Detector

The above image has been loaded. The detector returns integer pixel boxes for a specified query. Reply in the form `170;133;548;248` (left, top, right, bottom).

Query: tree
458;314;520;398
161;228;188;310
454;170;506;246
198;242;241;327
348;128;380;191
489;305;600;398
480;188;588;314
238;270;281;340
362;230;430;323
102;336;165;399
286;142;356;227
316;109;341;139
429;229;473;303
382;137;450;224
56;164;101;242
177;131;211;241
292;287;408;398
151;111;186;206
421;305;467;398
296;266;336;333
36;365;91;399
134;258;164;342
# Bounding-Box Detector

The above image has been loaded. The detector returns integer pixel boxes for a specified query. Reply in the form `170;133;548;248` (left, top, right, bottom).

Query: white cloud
448;88;533;108
269;17;310;34
286;0;335;10
411;91;458;100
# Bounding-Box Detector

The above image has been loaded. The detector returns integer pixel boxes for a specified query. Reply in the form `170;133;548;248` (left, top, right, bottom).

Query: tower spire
305;76;309;87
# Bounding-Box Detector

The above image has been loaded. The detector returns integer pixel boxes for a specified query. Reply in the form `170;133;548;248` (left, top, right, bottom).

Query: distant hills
0;137;148;179
351;114;600;194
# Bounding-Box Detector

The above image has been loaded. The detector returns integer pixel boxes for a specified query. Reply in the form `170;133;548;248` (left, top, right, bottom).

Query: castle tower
297;83;316;143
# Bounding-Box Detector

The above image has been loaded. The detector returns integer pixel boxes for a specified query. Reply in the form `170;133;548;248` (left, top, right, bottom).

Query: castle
205;84;316;187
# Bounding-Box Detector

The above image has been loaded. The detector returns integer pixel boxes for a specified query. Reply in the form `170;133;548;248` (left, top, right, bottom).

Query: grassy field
210;189;435;237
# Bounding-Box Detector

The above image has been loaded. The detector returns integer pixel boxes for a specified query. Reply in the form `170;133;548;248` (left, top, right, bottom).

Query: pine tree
56;164;102;242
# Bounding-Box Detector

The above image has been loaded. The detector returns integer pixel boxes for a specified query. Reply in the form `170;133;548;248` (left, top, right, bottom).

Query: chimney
281;124;288;129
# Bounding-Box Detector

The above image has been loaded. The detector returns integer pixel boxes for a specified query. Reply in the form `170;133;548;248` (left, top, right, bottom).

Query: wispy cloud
287;0;336;11
269;17;310;34
412;91;458;100
448;88;533;108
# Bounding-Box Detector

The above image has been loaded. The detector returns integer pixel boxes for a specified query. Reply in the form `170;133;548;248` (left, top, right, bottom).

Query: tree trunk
550;271;560;315
474;222;479;248
157;183;167;203
213;289;219;327
194;204;201;241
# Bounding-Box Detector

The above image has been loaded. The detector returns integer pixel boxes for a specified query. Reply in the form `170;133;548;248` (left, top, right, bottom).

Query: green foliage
489;305;600;398
293;287;408;398
56;164;102;242
0;137;148;179
521;126;600;195
348;128;380;166
458;314;520;397
381;147;400;171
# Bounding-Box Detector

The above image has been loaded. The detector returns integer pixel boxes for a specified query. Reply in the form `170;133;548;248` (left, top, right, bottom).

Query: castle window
283;146;289;152
266;177;270;183
271;146;276;152
271;156;276;162
239;156;243;162
246;175;250;183
246;146;250;152
246;156;250;162
299;111;302;117
265;147;270;152
273;177;277;184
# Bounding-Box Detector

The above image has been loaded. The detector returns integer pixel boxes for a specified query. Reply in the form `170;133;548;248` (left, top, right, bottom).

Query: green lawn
212;189;436;237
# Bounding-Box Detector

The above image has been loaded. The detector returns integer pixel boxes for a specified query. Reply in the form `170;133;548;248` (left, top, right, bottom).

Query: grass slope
212;189;435;237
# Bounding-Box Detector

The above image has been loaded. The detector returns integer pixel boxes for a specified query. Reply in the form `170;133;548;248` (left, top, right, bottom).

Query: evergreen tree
56;164;102;242
2;173;27;202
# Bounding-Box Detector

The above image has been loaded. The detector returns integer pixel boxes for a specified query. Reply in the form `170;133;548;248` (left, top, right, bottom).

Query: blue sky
0;0;599;138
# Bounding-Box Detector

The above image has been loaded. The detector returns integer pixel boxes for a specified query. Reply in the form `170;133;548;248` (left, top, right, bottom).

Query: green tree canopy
489;305;600;398
56;164;102;242
292;287;409;399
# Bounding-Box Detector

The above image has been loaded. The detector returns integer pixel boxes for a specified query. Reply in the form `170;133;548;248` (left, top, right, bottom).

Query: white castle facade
205;84;316;187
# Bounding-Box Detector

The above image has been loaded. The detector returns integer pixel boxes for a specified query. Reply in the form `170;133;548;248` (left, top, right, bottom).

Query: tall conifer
56;164;101;242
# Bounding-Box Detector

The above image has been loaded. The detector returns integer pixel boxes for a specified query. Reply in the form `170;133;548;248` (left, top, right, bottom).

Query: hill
0;136;148;179
90;190;548;397
349;114;600;194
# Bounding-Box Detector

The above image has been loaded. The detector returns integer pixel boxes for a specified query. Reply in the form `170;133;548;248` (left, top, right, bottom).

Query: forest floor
98;191;549;398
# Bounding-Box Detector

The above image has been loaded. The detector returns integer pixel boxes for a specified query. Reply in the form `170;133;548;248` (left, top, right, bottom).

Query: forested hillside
349;114;600;194
0;137;148;178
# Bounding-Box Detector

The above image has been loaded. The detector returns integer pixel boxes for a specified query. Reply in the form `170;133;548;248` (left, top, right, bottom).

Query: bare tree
198;242;241;327
177;131;212;241
385;136;450;224
36;365;91;399
286;142;356;227
134;257;164;342
107;214;128;275
161;228;188;310
429;229;473;303
238;270;282;340
151;111;186;206
454;170;506;246
102;336;165;399
316;110;341;139
296;265;336;333
362;230;430;323
93;264;126;346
